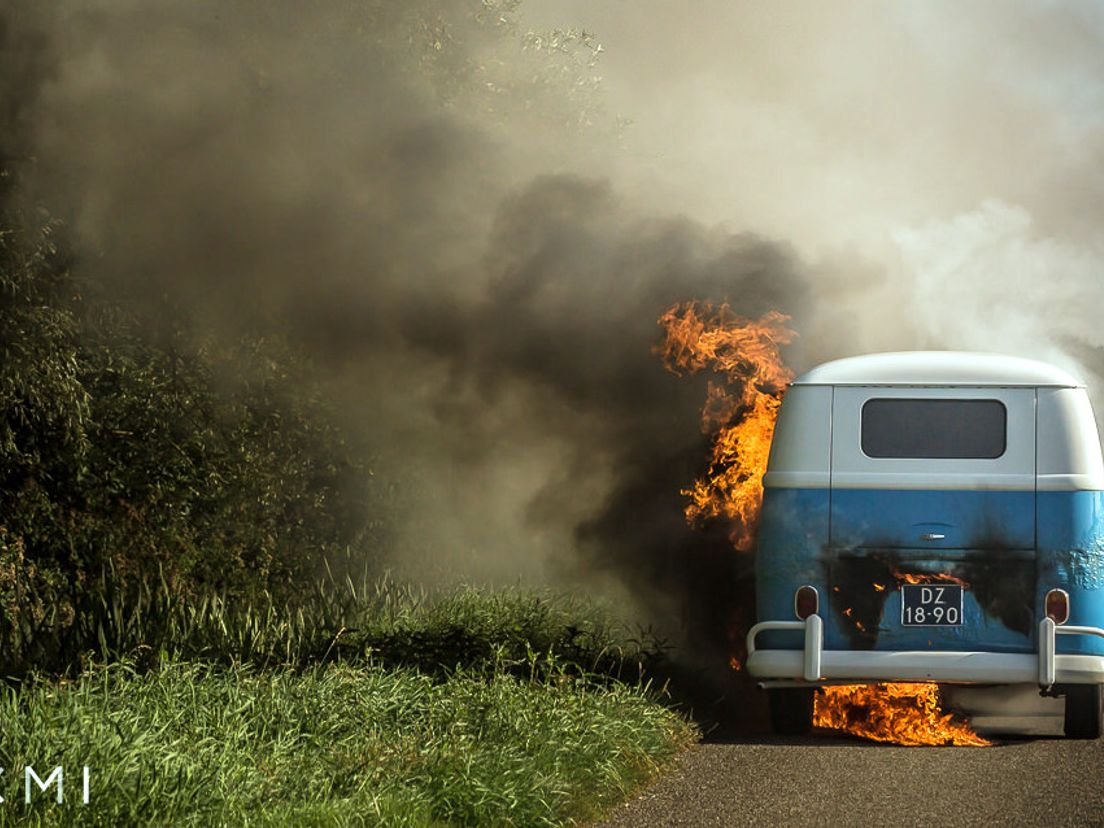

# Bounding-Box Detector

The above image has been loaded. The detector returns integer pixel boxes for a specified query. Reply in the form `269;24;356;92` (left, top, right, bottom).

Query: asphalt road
600;731;1104;827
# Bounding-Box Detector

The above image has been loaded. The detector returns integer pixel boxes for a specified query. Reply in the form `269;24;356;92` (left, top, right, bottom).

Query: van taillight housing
794;585;819;620
1045;589;1070;625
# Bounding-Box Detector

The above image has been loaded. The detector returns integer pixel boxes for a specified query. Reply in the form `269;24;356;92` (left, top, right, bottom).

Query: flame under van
748;351;1104;738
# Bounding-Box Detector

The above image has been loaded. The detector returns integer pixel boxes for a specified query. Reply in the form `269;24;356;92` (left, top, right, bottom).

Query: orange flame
656;302;795;550
892;569;969;588
814;683;990;746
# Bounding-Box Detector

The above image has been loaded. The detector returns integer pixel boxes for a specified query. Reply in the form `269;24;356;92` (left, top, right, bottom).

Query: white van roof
792;351;1084;388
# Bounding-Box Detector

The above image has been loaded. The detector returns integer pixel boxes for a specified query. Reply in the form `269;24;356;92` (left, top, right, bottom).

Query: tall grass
0;653;695;825
63;563;672;688
0;563;700;824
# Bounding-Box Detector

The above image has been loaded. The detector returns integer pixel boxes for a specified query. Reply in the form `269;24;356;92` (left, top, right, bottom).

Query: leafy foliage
0;205;374;674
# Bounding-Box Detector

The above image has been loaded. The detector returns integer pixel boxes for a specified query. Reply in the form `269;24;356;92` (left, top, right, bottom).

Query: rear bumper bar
746;616;1104;688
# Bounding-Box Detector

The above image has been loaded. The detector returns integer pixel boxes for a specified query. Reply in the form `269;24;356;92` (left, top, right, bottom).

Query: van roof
792;351;1084;387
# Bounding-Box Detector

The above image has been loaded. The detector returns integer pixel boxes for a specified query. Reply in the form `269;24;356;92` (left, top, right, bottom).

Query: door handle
920;533;945;541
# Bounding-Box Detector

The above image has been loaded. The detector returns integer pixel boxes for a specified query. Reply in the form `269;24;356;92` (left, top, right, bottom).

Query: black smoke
2;2;812;712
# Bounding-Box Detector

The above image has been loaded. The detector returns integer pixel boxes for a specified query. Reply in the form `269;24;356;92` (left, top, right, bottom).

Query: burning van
747;351;1104;738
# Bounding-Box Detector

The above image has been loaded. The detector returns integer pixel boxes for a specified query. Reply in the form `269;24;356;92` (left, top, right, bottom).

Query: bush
0;205;376;675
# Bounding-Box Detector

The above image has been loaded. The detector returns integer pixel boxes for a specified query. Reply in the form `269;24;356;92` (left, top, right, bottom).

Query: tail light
794;585;819;620
1045;589;1070;625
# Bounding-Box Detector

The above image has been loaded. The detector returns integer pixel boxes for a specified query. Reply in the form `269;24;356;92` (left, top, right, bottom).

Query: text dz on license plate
901;584;964;626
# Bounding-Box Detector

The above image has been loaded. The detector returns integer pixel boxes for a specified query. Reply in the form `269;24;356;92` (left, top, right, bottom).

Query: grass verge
77;566;672;687
0;659;695;826
0;583;700;825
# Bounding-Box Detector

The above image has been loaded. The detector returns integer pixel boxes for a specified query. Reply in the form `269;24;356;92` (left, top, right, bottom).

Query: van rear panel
829;489;1035;550
818;383;1043;653
826;548;1036;653
755;486;1040;654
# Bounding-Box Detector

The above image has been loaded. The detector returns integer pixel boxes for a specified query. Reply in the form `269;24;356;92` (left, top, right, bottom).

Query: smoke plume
523;0;1104;389
5;1;1104;684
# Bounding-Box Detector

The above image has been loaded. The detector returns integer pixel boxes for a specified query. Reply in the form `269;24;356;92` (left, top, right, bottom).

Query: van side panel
1038;490;1104;656
1037;388;1104;491
755;487;829;649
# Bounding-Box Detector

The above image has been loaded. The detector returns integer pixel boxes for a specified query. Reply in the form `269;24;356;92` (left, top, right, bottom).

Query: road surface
601;707;1104;826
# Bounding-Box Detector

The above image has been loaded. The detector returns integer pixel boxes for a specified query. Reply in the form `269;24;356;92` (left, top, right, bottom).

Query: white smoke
893;199;1104;393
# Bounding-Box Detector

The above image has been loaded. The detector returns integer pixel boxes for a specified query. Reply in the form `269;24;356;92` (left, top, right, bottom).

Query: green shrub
0;207;377;675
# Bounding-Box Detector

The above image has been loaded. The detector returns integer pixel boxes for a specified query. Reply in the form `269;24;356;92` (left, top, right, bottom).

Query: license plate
901;584;963;626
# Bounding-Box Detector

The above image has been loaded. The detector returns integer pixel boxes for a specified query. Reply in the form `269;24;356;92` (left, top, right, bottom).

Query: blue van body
756;488;1104;656
747;352;1104;734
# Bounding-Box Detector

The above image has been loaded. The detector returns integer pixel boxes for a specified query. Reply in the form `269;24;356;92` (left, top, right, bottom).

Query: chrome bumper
746;616;1104;688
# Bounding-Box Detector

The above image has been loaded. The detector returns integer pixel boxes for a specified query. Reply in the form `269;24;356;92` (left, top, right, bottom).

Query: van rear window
861;399;1006;459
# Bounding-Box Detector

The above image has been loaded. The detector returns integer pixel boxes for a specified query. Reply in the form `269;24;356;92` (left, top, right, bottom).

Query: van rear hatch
825;386;1037;651
828;386;1036;550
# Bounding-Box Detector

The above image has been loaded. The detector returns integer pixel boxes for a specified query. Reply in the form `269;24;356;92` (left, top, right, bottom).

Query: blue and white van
747;351;1104;737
